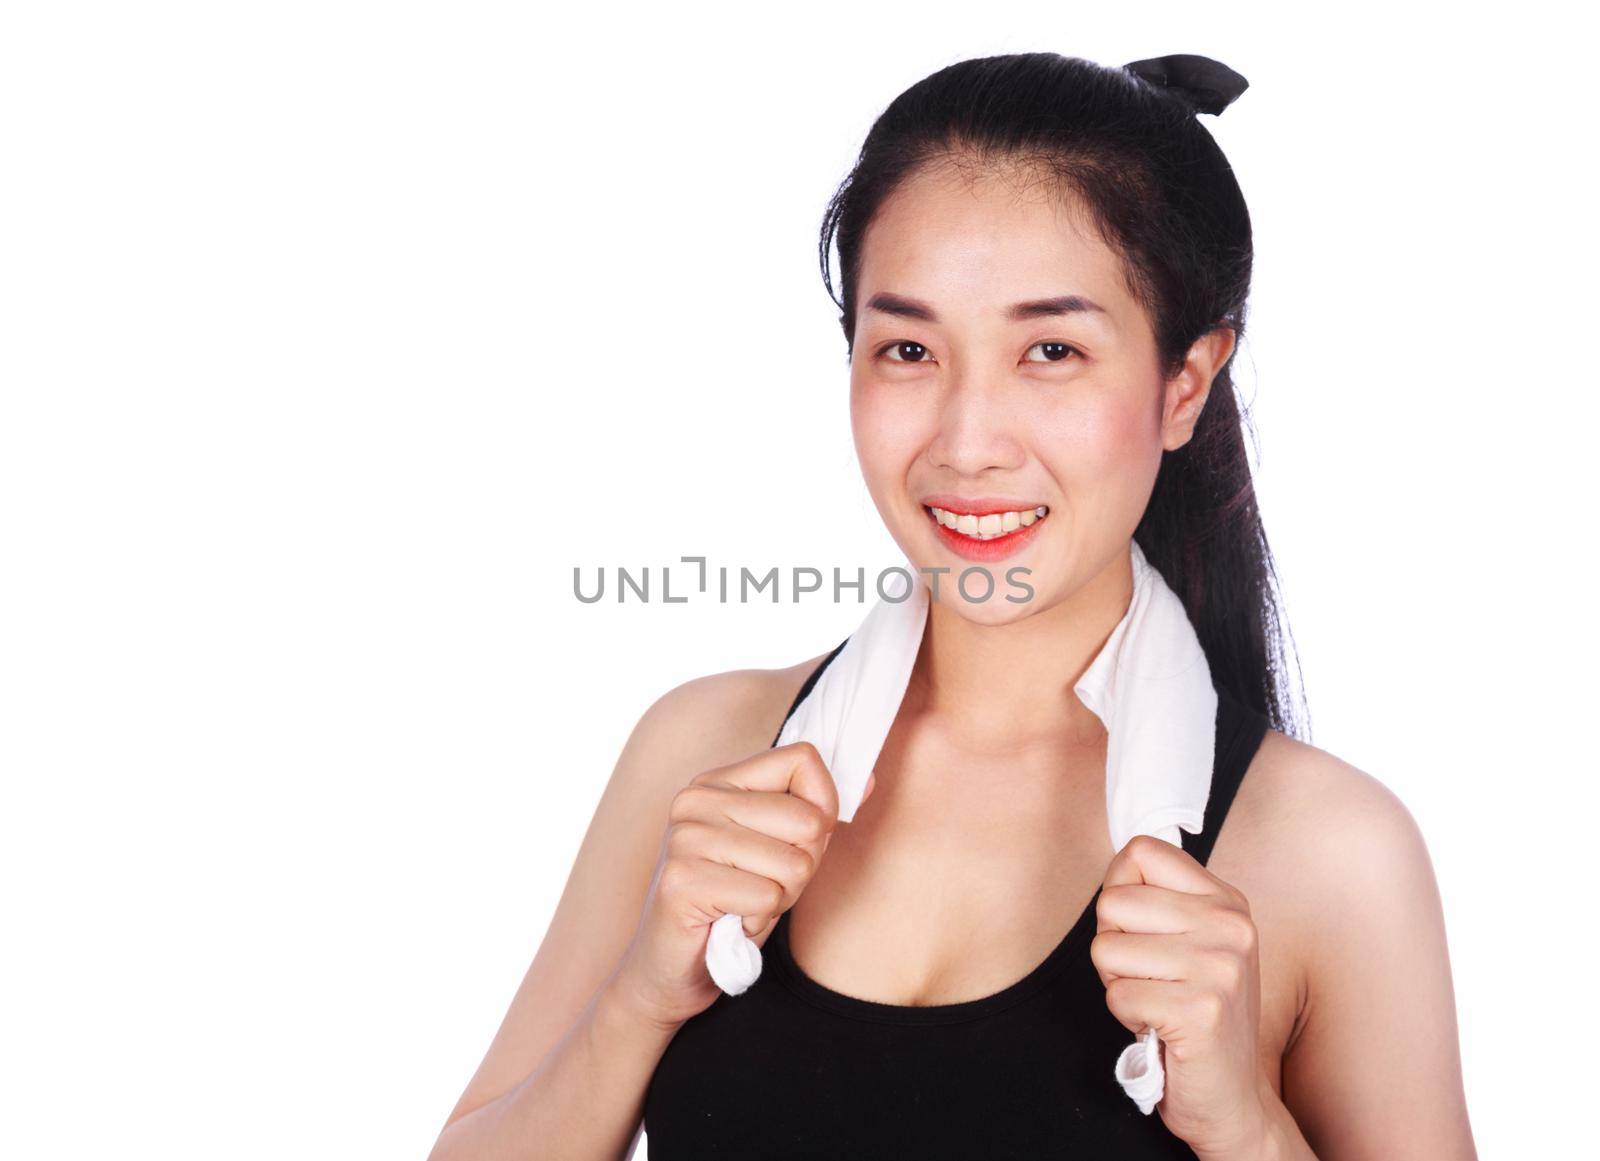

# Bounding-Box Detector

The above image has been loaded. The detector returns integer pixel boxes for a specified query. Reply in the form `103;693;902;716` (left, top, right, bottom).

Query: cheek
1035;391;1164;499
849;380;927;489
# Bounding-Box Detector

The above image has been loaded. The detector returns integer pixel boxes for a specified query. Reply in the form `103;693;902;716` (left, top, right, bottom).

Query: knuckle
656;856;694;899
787;845;815;882
1207;948;1245;990
688;764;723;787
1096;883;1128;922
762;877;785;912
1094;891;1112;924
665;818;707;854
800;804;831;844
670;782;713;819
1218;908;1257;952
1191;989;1225;1029
787;740;823;768
1122;834;1171;864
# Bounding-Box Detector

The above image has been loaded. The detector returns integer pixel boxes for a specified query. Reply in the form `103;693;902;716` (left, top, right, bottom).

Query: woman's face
849;160;1231;625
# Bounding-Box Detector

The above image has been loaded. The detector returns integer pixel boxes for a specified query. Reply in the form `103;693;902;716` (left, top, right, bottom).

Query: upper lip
920;494;1046;517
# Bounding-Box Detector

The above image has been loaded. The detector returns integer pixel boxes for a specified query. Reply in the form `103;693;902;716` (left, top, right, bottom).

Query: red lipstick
921;497;1049;564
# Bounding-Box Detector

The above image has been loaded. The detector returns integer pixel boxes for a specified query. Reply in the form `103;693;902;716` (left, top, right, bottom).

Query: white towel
703;539;1217;1115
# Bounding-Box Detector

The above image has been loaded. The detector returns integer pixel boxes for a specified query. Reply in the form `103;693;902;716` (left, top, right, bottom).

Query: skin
429;158;1477;1161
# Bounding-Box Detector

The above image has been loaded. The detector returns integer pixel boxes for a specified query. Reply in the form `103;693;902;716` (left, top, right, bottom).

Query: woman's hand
607;741;871;1031
1090;834;1279;1159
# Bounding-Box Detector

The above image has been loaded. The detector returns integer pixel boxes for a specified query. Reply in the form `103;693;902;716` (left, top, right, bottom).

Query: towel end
705;911;763;995
1113;1026;1166;1115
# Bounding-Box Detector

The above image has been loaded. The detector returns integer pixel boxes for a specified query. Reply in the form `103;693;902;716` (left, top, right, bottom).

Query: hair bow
1122;53;1249;116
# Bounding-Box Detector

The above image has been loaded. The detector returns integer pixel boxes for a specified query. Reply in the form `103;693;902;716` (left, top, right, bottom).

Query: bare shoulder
434;649;834;1136
1214;723;1473;1156
581;649;837;890
616;649;834;788
1222;725;1435;903
1222;732;1472;1151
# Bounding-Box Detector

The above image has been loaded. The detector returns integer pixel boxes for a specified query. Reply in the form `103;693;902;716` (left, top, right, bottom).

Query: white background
3;3;1594;1157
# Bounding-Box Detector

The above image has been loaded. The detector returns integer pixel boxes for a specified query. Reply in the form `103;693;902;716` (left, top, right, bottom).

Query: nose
924;375;1027;477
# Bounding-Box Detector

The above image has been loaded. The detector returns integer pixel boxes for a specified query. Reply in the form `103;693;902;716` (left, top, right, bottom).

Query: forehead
857;159;1138;334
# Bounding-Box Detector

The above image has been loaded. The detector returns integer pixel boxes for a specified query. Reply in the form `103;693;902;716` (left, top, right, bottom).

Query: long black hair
819;51;1308;738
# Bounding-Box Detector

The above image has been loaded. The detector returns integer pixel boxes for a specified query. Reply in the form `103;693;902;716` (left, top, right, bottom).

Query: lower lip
927;509;1046;563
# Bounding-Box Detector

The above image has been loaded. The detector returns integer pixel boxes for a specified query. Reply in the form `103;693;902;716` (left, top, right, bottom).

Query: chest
643;696;1302;1157
780;723;1301;1078
790;717;1109;997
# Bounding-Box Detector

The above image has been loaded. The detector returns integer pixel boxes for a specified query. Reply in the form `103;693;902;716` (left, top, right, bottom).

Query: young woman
428;52;1476;1160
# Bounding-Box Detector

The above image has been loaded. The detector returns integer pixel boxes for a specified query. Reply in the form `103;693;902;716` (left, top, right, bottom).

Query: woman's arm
426;661;817;1161
426;978;682;1161
1275;752;1478;1159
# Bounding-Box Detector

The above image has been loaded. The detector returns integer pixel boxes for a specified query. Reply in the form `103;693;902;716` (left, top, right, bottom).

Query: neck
906;542;1135;745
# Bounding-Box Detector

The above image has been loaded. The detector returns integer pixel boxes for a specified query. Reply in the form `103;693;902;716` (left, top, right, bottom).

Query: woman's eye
879;341;932;363
1024;341;1081;364
875;340;1079;365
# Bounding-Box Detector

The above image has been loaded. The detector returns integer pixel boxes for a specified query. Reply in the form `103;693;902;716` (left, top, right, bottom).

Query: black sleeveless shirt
643;646;1271;1159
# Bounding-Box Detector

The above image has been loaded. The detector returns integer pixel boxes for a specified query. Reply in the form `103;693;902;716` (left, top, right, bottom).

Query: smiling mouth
924;504;1050;541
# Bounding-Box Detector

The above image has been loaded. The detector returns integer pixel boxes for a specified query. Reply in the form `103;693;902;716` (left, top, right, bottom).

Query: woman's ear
1160;325;1238;451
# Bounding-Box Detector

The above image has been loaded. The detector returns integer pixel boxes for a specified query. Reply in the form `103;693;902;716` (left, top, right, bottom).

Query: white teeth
927;505;1049;541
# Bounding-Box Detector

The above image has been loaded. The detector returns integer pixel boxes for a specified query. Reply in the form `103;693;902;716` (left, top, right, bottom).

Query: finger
697;741;840;828
1095;881;1217;936
672;819;816;908
1102;832;1229;897
687;858;788;937
1103;975;1184;1039
673;784;834;848
1089;929;1194;986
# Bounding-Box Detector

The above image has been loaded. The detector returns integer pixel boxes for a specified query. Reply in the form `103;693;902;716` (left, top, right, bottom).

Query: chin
897;552;1048;624
933;588;1041;627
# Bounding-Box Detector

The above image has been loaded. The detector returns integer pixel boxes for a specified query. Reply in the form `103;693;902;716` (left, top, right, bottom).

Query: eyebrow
864;291;1109;324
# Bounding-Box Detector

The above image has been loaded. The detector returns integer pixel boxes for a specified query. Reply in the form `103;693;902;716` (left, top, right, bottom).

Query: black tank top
643;646;1271;1159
